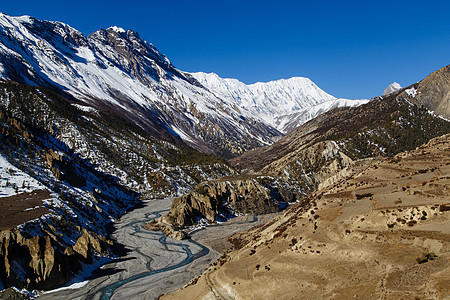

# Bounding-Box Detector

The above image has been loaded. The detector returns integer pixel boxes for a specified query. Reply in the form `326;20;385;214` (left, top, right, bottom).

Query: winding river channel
99;210;210;300
41;198;219;300
41;198;275;299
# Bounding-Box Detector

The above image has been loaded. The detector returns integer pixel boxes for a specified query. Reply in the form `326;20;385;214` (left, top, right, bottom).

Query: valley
0;12;449;300
39;198;278;300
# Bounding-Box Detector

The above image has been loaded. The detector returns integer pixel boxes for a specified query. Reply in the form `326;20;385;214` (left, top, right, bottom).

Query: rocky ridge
160;176;295;238
398;64;450;120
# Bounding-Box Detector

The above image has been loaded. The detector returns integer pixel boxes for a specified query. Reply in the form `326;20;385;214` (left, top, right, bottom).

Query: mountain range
0;13;367;157
0;12;449;296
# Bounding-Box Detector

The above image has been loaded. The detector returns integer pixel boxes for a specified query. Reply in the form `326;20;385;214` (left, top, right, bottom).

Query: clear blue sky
2;0;449;99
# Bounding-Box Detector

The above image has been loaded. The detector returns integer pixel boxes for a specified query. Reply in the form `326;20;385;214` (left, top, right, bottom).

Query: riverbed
40;198;279;299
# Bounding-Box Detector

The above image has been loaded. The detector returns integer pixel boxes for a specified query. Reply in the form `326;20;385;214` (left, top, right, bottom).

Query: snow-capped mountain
0;13;281;157
382;82;402;96
0;13;366;155
192;72;368;133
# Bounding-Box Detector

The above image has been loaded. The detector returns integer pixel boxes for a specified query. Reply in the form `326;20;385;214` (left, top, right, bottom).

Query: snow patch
405;87;417;98
72;103;98;113
0;153;45;197
108;26;126;33
170;126;194;143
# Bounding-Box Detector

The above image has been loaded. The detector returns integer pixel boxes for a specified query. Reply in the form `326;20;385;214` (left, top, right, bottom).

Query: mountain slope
229;65;450;173
0;81;234;290
164;65;450;233
0;13;371;157
397;64;450;120
0;13;280;157
192;72;368;133
164;133;450;300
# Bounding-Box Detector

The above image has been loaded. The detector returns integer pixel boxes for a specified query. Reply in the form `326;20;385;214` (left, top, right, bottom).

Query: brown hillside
163;134;450;299
401;64;450;120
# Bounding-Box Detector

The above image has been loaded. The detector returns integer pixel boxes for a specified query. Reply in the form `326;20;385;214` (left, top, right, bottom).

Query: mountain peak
107;26;126;33
382;82;402;96
190;72;367;133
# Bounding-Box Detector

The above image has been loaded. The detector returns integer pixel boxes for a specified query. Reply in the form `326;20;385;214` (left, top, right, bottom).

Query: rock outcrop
160;177;294;238
0;228;110;290
261;140;354;192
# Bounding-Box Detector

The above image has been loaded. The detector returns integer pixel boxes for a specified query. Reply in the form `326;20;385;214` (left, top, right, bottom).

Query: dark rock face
88;28;184;86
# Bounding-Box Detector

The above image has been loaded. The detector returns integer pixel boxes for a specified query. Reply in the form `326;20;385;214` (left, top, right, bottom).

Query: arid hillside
163;134;450;299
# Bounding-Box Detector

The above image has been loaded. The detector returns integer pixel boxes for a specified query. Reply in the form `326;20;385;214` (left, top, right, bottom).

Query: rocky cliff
160;176;296;238
0;227;110;290
398;64;450;120
261;140;354;193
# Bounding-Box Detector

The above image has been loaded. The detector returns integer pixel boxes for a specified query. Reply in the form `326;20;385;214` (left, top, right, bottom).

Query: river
40;198;278;299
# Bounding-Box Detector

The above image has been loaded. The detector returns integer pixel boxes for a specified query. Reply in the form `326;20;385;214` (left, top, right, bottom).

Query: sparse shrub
407;220;417;226
416;253;437;264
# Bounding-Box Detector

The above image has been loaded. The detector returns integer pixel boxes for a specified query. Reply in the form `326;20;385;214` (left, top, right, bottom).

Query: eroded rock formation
0;228;110;290
160;177;295;238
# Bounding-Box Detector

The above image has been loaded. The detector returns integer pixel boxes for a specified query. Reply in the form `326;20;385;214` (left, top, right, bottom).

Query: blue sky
2;0;449;99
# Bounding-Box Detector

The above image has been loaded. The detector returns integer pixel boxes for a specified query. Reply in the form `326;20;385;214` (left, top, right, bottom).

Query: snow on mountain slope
0;13;367;154
274;98;369;133
191;72;368;133
383;82;402;96
0;13;279;157
0;153;45;197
